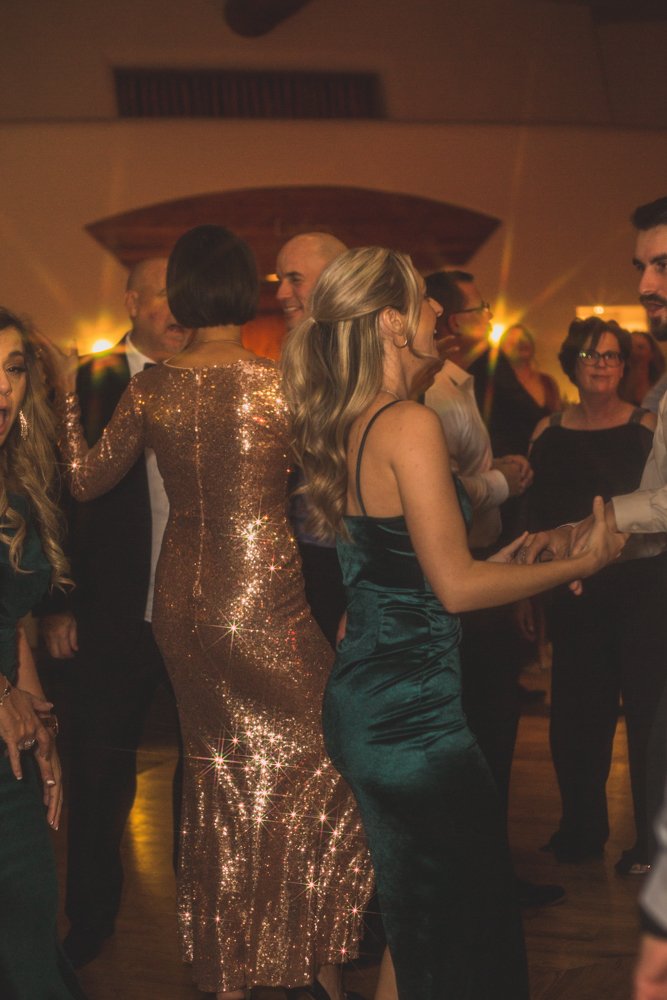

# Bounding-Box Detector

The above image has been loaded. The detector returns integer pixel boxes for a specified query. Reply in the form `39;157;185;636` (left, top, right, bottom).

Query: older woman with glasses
520;316;667;874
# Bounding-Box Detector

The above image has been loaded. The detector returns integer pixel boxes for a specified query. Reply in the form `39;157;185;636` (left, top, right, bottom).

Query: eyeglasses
450;301;491;316
577;349;623;367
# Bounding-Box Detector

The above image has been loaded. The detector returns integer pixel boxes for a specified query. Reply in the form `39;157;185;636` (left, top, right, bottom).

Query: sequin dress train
61;359;372;993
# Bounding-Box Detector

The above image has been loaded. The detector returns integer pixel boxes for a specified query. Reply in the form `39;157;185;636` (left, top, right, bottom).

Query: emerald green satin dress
0;495;85;999
323;403;529;1000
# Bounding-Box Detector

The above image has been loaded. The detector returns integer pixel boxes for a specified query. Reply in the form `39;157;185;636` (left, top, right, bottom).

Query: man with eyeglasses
451;288;554;464
423;269;565;910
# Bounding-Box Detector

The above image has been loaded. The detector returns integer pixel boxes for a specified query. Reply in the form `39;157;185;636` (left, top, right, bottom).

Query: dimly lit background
2;0;667;388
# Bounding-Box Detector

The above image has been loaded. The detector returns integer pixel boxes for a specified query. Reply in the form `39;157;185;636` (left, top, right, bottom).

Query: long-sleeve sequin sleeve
59;381;146;501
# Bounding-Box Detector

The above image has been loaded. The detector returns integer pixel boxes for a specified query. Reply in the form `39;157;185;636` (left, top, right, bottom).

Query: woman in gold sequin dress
55;227;373;1000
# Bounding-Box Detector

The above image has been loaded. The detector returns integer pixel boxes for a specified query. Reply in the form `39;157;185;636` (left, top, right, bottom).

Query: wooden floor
51;679;644;1000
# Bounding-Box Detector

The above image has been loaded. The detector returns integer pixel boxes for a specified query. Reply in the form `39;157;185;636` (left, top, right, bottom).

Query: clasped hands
492;454;533;497
500;496;628;593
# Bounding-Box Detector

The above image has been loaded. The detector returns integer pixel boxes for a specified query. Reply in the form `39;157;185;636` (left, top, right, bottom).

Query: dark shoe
515;877;565;907
63;926;113;968
615;849;651;876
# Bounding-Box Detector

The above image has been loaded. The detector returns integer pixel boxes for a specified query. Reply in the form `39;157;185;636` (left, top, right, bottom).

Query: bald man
276;232;348;332
275;234;350;647
37;259;189;967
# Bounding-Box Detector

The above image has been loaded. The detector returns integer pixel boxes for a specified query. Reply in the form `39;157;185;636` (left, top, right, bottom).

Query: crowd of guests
3;196;667;1000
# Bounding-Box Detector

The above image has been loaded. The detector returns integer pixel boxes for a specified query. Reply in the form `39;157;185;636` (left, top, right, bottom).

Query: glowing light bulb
91;338;113;353
489;323;505;346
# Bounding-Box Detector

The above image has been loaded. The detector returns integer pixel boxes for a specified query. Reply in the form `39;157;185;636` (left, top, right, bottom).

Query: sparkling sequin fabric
61;359;372;993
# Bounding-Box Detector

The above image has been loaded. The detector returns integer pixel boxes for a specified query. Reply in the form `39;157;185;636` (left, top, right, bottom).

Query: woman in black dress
522;316;666;873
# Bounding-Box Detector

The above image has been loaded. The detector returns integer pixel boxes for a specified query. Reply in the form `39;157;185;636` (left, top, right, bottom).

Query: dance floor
50;678;642;1000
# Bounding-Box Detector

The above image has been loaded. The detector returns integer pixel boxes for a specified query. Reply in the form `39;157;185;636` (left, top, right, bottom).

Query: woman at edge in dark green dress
0;307;85;999
281;247;626;1000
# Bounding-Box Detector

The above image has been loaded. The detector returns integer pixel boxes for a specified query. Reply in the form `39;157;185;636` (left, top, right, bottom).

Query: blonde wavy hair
281;246;423;541
0;308;70;588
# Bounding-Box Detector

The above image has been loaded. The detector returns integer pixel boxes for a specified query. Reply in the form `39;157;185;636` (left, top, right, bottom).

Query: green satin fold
0;495;85;999
0;494;51;682
324;488;528;1000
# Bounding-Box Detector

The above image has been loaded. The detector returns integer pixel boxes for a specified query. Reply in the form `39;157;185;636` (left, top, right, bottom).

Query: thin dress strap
629;406;649;425
355;400;403;517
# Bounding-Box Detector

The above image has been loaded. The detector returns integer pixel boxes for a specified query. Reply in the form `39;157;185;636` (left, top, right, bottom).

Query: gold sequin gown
61;358;372;993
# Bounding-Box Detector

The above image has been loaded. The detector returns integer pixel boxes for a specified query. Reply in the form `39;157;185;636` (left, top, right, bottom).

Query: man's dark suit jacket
42;336;152;630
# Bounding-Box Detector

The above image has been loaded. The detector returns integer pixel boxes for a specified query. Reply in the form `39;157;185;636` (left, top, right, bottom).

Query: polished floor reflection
50;682;642;1000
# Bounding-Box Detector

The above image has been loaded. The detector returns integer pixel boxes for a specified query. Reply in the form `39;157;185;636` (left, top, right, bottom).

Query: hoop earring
19;410;28;440
397;337;409;349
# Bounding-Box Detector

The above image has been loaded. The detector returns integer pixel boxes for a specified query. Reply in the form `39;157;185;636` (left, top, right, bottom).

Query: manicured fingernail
46;779;56;787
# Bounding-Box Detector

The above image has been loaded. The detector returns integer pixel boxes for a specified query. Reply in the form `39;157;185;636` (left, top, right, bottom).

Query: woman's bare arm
374;404;624;613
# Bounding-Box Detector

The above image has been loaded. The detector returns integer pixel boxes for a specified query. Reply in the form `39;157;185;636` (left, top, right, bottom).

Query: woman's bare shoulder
381;399;442;429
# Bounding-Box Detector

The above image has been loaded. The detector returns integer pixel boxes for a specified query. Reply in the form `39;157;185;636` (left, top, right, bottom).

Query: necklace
193;338;242;347
379;387;403;402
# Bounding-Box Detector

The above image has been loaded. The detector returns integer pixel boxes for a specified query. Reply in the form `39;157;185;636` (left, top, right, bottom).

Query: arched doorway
86;186;499;358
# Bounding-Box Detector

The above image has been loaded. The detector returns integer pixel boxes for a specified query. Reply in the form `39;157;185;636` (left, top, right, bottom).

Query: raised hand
31;330;79;394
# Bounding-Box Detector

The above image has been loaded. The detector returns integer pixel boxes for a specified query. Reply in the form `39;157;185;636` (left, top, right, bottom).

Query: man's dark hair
167;225;258;328
558;316;632;386
425;270;474;318
631;197;667;231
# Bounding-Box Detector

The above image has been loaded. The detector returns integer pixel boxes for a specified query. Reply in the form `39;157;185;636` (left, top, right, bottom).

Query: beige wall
3;0;665;396
2;0;665;127
1;117;665;390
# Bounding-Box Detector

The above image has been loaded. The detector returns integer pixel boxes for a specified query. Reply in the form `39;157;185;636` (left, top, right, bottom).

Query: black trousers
545;557;667;859
297;541;347;650
459;604;522;823
64;617;182;934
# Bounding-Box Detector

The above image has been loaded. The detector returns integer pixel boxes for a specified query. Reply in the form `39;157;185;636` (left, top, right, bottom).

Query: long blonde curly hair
281;246;423;541
0;308;70;588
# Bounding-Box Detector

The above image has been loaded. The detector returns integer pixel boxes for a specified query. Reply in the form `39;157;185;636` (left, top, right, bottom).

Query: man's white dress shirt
426;360;509;550
125;335;170;622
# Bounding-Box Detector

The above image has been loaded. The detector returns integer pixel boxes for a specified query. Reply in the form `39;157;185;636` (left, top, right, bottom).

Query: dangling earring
397;336;408;349
19;410;28;440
